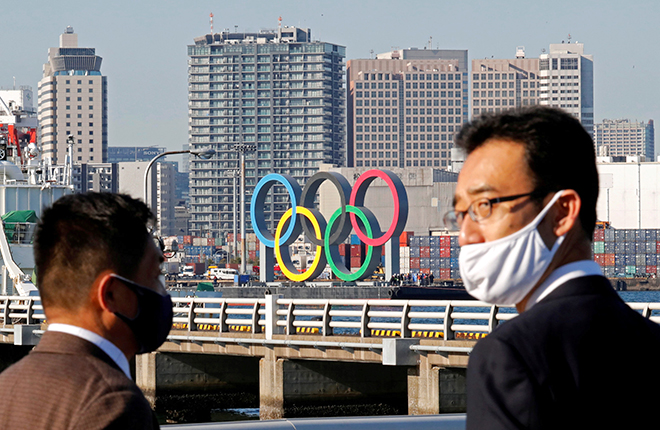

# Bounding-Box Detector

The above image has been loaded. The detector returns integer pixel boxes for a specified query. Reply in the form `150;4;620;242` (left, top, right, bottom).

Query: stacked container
405;234;461;279
593;228;658;278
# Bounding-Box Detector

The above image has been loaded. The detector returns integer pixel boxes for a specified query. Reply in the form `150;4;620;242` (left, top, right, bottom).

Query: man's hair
455;106;599;239
34;193;156;310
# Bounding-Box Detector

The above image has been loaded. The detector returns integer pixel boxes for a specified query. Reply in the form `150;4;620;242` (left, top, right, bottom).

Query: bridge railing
5;295;660;340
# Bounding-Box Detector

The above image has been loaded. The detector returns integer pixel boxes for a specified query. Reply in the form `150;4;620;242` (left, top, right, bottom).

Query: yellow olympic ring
274;206;326;282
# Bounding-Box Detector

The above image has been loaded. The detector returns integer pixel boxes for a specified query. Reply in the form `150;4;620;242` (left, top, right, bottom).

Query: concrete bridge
3;294;660;420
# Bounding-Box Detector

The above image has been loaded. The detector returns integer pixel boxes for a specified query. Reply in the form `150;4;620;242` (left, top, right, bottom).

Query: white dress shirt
47;323;132;379
524;260;604;312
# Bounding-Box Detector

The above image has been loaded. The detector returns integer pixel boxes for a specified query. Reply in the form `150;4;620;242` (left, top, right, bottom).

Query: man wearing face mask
447;107;660;429
0;193;172;429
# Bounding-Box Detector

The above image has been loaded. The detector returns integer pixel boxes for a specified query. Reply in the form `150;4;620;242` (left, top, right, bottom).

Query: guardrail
162;414;466;430
3;295;660;340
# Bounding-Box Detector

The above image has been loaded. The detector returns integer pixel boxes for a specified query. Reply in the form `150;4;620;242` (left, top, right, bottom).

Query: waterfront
162;290;660;424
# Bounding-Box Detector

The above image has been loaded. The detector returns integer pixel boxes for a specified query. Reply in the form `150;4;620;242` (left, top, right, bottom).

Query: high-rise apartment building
539;42;594;135
471;47;540;117
38;26;108;164
347;49;468;169
594;119;655;159
187;26;346;237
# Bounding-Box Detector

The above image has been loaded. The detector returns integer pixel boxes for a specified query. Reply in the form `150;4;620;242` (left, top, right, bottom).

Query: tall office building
471;43;593;136
187;25;346;237
38;26;108;164
539;42;594;135
594;119;655;159
471;47;540;117
347;49;468;169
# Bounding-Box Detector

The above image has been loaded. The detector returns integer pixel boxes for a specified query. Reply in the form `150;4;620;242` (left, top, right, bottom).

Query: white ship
0;86;72;295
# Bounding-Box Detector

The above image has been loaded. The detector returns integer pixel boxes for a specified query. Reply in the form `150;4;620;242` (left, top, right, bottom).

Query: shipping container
440;258;450;269
410;247;420;258
411;236;421;247
450;248;460;258
593;242;605;254
603;253;615;266
625;265;636;274
625;243;636;254
420;247;430;258
429;248;440;258
625;255;636;266
439;247;450;258
420;268;431;274
350;256;363;268
647;266;658;274
614;230;625;242
440;236;451;247
400;231;414;247
429;236;440;247
636;254;647;266
605;242;615;253
646;230;658;241
603;229;615;242
648;254;657;265
603;267;615;277
420;258;431;268
183;235;192;245
439;268;451;279
593;230;604;242
410;258;420;269
450;236;459;247
625;230;636;242
635;230;644;241
449;257;460;269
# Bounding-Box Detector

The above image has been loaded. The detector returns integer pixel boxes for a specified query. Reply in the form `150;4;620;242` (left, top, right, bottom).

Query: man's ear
553;189;581;237
94;271;120;314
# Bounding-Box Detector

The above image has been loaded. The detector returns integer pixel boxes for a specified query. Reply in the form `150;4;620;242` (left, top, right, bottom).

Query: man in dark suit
0;193;173;429
444;107;660;429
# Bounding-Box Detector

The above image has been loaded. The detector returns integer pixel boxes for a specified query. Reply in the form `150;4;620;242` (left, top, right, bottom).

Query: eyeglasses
443;192;535;230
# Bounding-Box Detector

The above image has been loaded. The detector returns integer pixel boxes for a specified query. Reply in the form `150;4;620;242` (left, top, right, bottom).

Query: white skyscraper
38;26;108;164
538;42;594;135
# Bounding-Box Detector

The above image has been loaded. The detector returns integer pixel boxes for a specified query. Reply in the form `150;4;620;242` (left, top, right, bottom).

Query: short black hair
34;193;156;310
455;106;598;240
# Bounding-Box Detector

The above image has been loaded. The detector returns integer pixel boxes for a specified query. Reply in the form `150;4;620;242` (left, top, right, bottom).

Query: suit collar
32;331;124;374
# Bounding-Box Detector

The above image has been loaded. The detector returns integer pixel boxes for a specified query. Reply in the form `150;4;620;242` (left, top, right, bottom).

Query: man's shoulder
0;334;155;430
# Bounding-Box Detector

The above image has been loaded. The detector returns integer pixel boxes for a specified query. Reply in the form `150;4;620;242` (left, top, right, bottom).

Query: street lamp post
143;148;215;233
223;169;240;263
232;142;256;275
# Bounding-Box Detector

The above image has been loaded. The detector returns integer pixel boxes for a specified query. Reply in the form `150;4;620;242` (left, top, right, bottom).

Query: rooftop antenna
234;25;238;33
428;36;432;50
370;49;374;59
568;33;572;43
278;16;282;39
209;12;214;34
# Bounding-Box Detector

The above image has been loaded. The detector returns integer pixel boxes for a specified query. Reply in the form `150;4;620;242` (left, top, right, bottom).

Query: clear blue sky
3;0;658;151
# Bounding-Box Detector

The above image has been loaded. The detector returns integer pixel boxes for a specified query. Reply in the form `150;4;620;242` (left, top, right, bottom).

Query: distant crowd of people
389;272;434;286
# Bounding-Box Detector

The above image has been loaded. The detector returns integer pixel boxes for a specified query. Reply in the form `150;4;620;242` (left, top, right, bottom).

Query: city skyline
3;0;659;152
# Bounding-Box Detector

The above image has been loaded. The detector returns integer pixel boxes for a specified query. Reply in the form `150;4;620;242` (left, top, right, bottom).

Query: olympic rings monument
251;169;409;283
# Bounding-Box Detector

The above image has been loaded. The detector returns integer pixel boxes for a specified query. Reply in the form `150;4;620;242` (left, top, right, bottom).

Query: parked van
208;267;239;280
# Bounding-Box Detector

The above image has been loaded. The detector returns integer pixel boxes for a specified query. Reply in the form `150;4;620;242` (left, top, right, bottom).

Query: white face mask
459;191;565;305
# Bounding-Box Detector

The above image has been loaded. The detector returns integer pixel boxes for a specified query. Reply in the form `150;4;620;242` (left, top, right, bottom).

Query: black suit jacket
0;331;159;430
466;275;660;430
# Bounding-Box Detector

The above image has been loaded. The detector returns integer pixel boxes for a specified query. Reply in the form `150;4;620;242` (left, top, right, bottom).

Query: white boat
0;87;72;295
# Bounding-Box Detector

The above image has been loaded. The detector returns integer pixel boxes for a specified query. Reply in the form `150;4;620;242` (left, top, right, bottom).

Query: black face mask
109;274;173;354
